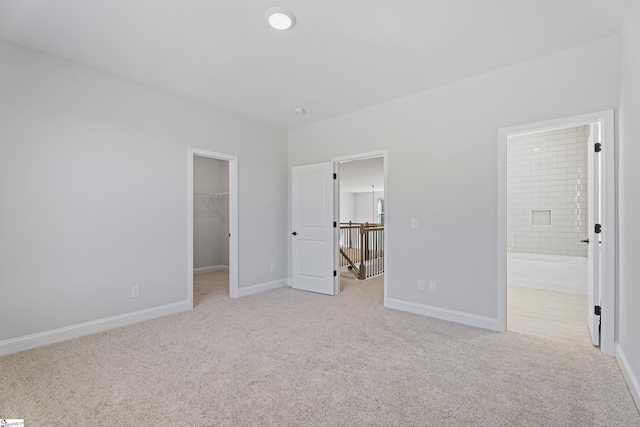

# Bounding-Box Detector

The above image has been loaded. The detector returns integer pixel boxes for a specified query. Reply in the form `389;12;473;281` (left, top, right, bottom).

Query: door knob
580;239;589;243
291;231;297;236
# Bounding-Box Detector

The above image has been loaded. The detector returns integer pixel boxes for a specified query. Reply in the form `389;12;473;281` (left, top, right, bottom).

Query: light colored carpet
1;272;639;426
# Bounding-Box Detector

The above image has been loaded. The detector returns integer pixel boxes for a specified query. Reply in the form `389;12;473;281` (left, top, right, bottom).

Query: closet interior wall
193;156;229;272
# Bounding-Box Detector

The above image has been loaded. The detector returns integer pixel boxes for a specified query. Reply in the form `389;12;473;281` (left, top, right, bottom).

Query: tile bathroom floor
507;285;593;346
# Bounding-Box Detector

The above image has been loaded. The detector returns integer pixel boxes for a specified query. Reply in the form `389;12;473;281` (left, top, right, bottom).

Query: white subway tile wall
507;126;588;257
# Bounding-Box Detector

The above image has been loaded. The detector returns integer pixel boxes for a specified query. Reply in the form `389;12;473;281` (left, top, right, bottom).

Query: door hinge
595;143;602;153
333;221;337;228
333;173;337;179
595;224;602;234
333;270;337;277
595;305;601;316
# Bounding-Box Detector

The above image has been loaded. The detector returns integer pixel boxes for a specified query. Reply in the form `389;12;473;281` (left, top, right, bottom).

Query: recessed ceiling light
294;108;306;115
265;7;296;30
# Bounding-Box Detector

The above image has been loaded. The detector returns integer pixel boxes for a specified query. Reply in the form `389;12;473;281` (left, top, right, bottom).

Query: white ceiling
339;157;384;193
0;0;626;130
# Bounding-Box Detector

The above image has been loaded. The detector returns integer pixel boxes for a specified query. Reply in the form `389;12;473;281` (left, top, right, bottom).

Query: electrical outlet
429;281;437;293
130;285;140;298
418;280;425;291
270;263;276;272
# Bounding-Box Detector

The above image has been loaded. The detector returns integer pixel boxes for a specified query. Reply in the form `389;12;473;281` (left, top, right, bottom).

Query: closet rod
194;192;229;197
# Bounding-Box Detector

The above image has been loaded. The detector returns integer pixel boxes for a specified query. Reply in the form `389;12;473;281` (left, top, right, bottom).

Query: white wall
0;40;288;349
617;0;640;409
354;191;384;224
193;156;229;270
340;192;355;223
289;37;618;325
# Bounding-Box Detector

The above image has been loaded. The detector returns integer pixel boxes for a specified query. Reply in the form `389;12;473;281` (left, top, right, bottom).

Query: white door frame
497;111;615;356
587;122;601;346
332;149;388;299
188;148;239;304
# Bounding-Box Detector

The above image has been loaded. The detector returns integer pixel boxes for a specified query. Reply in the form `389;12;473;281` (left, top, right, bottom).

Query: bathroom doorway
498;111;616;355
507;125;591;345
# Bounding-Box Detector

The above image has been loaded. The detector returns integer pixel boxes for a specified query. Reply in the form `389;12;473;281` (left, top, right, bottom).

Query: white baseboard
617;343;640;412
238;278;289;297
0;301;191;357
194;265;229;274
384;297;502;331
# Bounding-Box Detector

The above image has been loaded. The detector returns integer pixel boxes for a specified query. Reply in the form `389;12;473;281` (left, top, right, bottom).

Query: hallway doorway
333;150;387;297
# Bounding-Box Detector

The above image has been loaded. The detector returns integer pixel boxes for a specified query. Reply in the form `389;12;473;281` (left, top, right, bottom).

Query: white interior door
291;163;335;295
587;122;601;346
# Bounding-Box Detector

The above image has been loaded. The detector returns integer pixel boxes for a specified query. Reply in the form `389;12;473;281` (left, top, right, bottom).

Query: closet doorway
188;148;238;306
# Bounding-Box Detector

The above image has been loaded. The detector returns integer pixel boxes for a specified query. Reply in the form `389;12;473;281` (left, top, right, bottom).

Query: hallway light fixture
265;7;296;30
372;185;375;223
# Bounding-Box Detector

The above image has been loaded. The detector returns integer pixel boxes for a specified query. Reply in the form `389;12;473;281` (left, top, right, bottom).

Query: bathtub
507;252;587;295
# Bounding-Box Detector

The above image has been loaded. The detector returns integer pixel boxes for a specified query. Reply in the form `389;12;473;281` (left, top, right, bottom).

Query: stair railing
339;221;384;279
